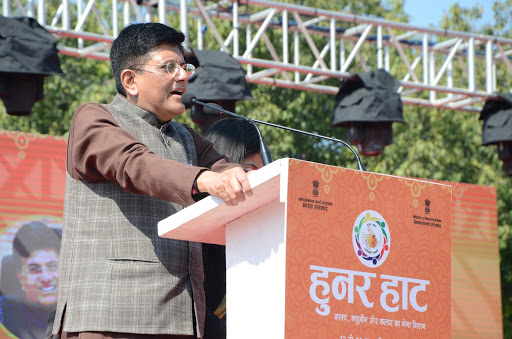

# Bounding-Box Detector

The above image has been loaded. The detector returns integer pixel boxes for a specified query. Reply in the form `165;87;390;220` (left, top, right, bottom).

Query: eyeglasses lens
166;61;195;76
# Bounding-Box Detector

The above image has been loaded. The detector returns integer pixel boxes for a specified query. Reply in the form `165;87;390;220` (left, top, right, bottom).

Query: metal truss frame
3;0;512;112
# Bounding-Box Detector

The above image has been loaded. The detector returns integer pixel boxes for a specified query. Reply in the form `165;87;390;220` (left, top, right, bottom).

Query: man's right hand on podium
196;167;253;207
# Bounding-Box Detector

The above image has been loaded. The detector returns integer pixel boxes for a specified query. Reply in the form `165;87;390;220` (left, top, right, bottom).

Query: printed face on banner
284;160;452;339
17;248;59;306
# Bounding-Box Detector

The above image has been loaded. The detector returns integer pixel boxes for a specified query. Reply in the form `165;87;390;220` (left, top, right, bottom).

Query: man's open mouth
171;89;184;95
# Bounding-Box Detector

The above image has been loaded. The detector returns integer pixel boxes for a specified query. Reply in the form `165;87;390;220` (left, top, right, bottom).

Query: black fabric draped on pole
332;69;404;156
480;93;512;175
0;16;64;116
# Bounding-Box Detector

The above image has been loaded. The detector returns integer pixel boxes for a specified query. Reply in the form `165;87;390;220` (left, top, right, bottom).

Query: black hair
12;221;61;272
110;23;186;96
204;118;261;166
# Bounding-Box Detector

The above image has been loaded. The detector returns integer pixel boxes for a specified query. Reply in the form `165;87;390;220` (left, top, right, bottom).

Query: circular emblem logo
352;210;390;268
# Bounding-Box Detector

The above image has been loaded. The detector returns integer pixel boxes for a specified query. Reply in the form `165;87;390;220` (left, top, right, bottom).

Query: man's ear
121;69;139;97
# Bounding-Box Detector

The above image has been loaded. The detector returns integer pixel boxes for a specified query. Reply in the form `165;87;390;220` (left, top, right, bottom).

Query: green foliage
440;3;483;32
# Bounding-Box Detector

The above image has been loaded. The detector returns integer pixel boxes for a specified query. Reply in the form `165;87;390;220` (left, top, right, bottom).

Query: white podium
158;158;452;339
159;158;289;338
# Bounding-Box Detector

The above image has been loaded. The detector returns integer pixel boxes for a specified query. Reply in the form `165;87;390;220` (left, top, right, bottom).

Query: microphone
181;92;199;106
182;93;273;166
182;93;367;171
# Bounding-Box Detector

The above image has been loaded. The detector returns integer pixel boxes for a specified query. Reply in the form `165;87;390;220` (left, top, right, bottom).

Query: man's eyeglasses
129;60;196;77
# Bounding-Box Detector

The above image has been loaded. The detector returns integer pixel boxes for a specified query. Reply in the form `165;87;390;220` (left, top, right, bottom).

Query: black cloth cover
480;93;512;145
333;69;404;125
0;16;63;75
185;49;252;102
0;16;63;115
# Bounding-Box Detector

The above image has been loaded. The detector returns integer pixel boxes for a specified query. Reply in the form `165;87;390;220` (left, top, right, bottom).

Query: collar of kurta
111;93;170;129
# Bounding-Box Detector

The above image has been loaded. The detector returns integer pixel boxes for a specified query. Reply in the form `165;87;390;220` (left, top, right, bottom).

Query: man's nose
175;66;190;81
38;267;57;281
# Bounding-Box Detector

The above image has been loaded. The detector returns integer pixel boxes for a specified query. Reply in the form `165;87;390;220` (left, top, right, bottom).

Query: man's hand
196;167;253;206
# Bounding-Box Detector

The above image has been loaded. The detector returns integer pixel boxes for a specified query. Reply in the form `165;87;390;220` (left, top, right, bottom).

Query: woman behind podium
205;117;264;173
202;117;266;338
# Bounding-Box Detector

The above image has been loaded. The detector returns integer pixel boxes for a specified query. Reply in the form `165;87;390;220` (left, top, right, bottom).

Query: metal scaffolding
3;0;512;112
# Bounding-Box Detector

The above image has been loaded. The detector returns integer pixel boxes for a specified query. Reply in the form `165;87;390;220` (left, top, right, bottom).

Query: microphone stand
250;121;273;166
186;96;367;172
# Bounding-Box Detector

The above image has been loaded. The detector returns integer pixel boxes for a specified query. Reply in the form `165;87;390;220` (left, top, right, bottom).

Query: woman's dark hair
110;23;186;96
204;118;261;166
12;221;61;271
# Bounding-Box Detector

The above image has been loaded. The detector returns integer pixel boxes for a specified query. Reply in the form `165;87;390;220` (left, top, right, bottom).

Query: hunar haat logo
352;210;390;268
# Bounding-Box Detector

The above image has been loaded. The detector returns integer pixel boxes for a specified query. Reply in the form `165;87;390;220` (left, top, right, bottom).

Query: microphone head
203;103;224;116
181;92;197;106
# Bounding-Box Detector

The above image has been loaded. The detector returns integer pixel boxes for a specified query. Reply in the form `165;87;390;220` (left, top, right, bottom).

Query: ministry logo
352;210;391;268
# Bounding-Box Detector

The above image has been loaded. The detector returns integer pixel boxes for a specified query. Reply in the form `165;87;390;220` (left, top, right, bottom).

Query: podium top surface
158;158;289;245
158;158;451;246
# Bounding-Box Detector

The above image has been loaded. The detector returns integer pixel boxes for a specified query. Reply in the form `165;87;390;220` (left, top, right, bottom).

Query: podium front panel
226;199;287;339
284;159;452;338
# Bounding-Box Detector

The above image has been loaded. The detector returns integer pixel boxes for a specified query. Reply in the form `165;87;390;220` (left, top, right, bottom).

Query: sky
403;0;494;29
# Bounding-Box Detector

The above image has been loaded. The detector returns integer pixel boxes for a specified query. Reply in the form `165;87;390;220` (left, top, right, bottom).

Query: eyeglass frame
128;60;196;78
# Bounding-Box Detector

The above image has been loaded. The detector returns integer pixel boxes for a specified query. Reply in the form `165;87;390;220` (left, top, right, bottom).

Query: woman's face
243;152;264;171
